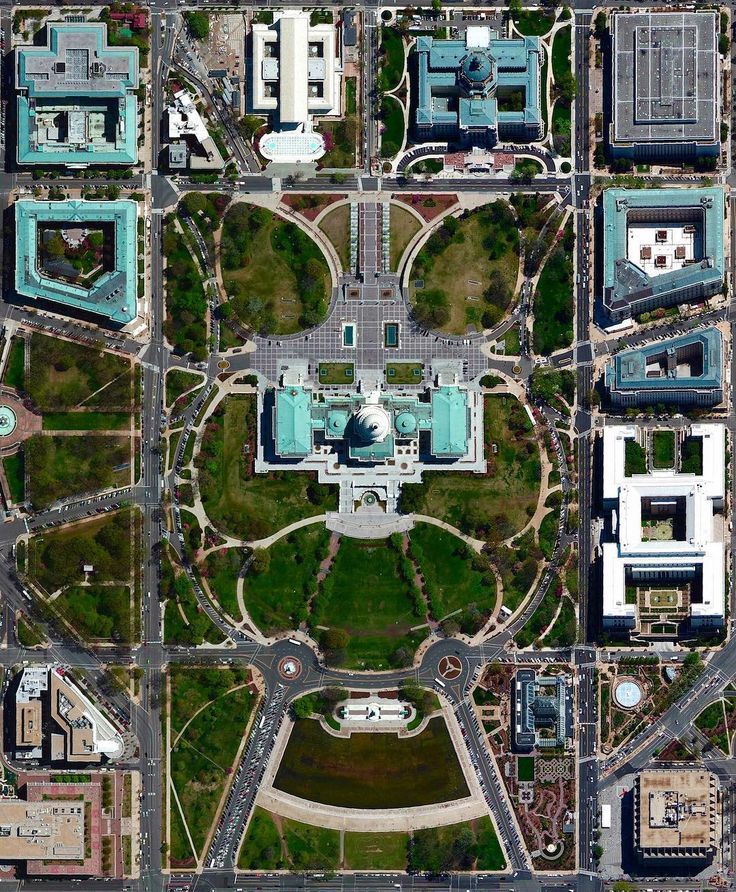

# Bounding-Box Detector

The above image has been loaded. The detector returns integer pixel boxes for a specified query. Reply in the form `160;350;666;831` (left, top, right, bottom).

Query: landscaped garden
195;394;337;540
274;716;468;808
410;203;519;334
319;115;359;168
169;665;256;864
166;369;204;411
550;25;573;156
161;545;225;646
220;203;330;334
399;395;541;541
532;218;574;353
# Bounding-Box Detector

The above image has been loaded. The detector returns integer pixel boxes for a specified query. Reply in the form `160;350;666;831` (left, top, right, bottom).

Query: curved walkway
256;786;489;833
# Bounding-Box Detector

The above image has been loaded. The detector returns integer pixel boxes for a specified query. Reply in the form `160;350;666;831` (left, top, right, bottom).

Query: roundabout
438;654;463;681
278;656;303;680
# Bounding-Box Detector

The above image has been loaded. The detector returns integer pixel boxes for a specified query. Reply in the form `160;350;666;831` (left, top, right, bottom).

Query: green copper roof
430;387;468;456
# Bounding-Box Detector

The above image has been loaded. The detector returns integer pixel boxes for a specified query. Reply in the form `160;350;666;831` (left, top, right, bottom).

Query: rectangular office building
16;23;139;166
610;12;719;160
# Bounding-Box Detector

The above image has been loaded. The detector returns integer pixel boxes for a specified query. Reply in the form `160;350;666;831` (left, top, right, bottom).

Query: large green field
401;395;541;541
410;203;519;334
196;395;336;540
410;524;495;632
241;524;330;635
274;717;468;808
170;669;256;859
389;204;421;272
379;27;405;91
221;203;330;335
311;536;425;669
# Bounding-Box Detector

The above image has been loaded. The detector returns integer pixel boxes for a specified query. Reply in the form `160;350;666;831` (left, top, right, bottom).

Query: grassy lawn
410;524;495;632
551;99;571;156
161;547;225;646
16;616;44;647
42;412;131;431
242;524;330;635
319;116;358;168
169;798;195;867
409;817;506;872
544;595;577;648
512;9;554;35
312;536;425;670
240;811;339;871
515;578;560;648
402;395;540;540
552;25;571;82
274;716;468;808
652;430;676;469
380;95;405;158
385;362;423;384
345;77;357;115
169;664;253;735
379;27;405;91
55;585;133;644
221;203;329;335
532;219;574;353
389;204;421;271
318;204;351;273
25;434;130;509
681;435;703;474
3;338;25;389
196;395;336;540
27;333;133;410
3;451;24;504
318;362;355;384
410;203;519;335
625;440;646;476
517;756;535;782
202;548;247;621
166;369;203;409
171;682;256;858
163;222;208;361
28;510;135;594
238;807;282;870
538;509;559;561
344;832;409;870
282;818;340;871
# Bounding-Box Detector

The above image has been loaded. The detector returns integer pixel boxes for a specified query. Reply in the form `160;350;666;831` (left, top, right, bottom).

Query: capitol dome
353;404;391;444
459;50;496;93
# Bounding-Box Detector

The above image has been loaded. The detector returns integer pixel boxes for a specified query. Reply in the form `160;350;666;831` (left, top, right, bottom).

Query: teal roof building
414;30;542;146
274;386;470;462
604;330;723;408
16;23;139;166
15;199;138;325
602;188;725;322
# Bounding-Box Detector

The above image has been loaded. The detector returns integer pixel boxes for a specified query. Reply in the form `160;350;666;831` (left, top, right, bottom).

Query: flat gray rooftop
612;11;718;145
